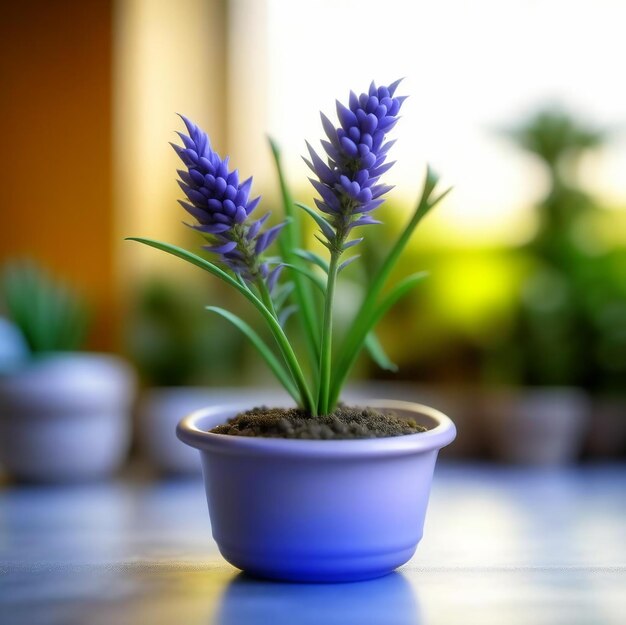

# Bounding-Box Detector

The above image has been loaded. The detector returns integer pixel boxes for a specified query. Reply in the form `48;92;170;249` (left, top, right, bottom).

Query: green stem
257;279;316;414
328;170;449;408
317;251;339;414
257;279;278;318
270;138;320;368
126;238;316;413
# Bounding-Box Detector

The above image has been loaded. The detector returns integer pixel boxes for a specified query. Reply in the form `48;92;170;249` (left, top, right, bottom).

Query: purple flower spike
174;115;284;281
305;81;405;249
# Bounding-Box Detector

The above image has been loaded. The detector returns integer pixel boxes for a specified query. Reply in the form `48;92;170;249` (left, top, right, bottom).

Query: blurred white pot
482;387;591;465
345;381;485;458
137;386;292;475
0;353;135;482
585;396;626;458
137;387;211;475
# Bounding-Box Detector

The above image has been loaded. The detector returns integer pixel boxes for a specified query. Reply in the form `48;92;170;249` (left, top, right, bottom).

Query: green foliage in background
354;109;626;395
485;108;626;393
127;277;245;387
0;261;90;355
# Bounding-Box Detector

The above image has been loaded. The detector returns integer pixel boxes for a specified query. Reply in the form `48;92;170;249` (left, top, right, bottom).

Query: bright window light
228;0;626;245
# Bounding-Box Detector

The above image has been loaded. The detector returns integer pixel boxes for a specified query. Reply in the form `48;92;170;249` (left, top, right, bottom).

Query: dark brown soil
210;405;427;439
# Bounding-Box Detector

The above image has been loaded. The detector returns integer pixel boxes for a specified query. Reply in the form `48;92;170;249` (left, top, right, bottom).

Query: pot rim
177;399;456;458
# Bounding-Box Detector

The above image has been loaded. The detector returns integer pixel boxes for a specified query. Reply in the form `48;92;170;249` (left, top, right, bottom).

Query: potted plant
583;247;626;458
130;278;288;474
129;80;456;581
130;278;233;475
481;109;609;464
0;261;135;482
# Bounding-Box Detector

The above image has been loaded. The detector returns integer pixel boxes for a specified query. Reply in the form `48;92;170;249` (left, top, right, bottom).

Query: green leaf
329;271;428;407
127;237;316;412
329;166;449;406
269;138;300;238
1;262;89;354
283;263;326;294
278;304;298;327
126;237;248;297
206;306;300;402
371;167;447;298
314;234;332;250
294;249;329;273
4;264;33;349
338;255;360;273
424;163;440;198
269;138;320;365
273;281;295;311
365;332;398;372
294;202;335;241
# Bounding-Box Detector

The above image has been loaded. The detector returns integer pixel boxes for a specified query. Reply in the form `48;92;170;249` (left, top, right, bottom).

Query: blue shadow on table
214;571;421;625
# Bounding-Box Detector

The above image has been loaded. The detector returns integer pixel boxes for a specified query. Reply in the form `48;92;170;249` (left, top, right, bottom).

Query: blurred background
1;0;625;472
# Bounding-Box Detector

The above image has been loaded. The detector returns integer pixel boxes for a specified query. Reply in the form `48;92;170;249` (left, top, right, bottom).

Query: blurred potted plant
482;108;617;464
130;278;245;474
0;261;134;482
582;247;626;457
129;81;456;582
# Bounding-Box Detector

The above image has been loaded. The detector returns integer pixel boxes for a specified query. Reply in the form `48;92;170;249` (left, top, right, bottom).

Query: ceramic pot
345;382;485;458
584;396;626;458
0;353;135;482
137;387;212;475
482;387;590;465
137;387;294;475
177;400;456;582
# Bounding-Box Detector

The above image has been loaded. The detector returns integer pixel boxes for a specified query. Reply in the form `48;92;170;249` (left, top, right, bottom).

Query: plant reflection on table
214;571;421;625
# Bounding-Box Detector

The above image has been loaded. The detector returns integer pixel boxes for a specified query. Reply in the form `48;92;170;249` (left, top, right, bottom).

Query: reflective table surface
0;463;624;624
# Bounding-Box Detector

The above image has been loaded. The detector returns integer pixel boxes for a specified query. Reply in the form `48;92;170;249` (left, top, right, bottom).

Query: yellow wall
0;0;116;349
0;0;229;349
113;0;228;287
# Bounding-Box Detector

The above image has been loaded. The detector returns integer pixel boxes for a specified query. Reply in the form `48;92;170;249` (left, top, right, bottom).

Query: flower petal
336;100;358;129
306;141;335;185
187;221;231;234
247;213;270;239
255;222;285;254
203;240;238;254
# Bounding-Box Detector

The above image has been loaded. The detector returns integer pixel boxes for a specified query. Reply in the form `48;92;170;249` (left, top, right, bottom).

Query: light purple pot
482;387;590;465
0;354;134;482
137;387;210;475
177;400;456;582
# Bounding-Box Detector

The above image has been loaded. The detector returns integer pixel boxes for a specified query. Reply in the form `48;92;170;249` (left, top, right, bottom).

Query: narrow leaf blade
338;255;360;273
329;271;428;407
294;202;335;241
283;263;326;293
206;306;299;402
365;332;398;372
294;249;329;273
269;139;321;363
